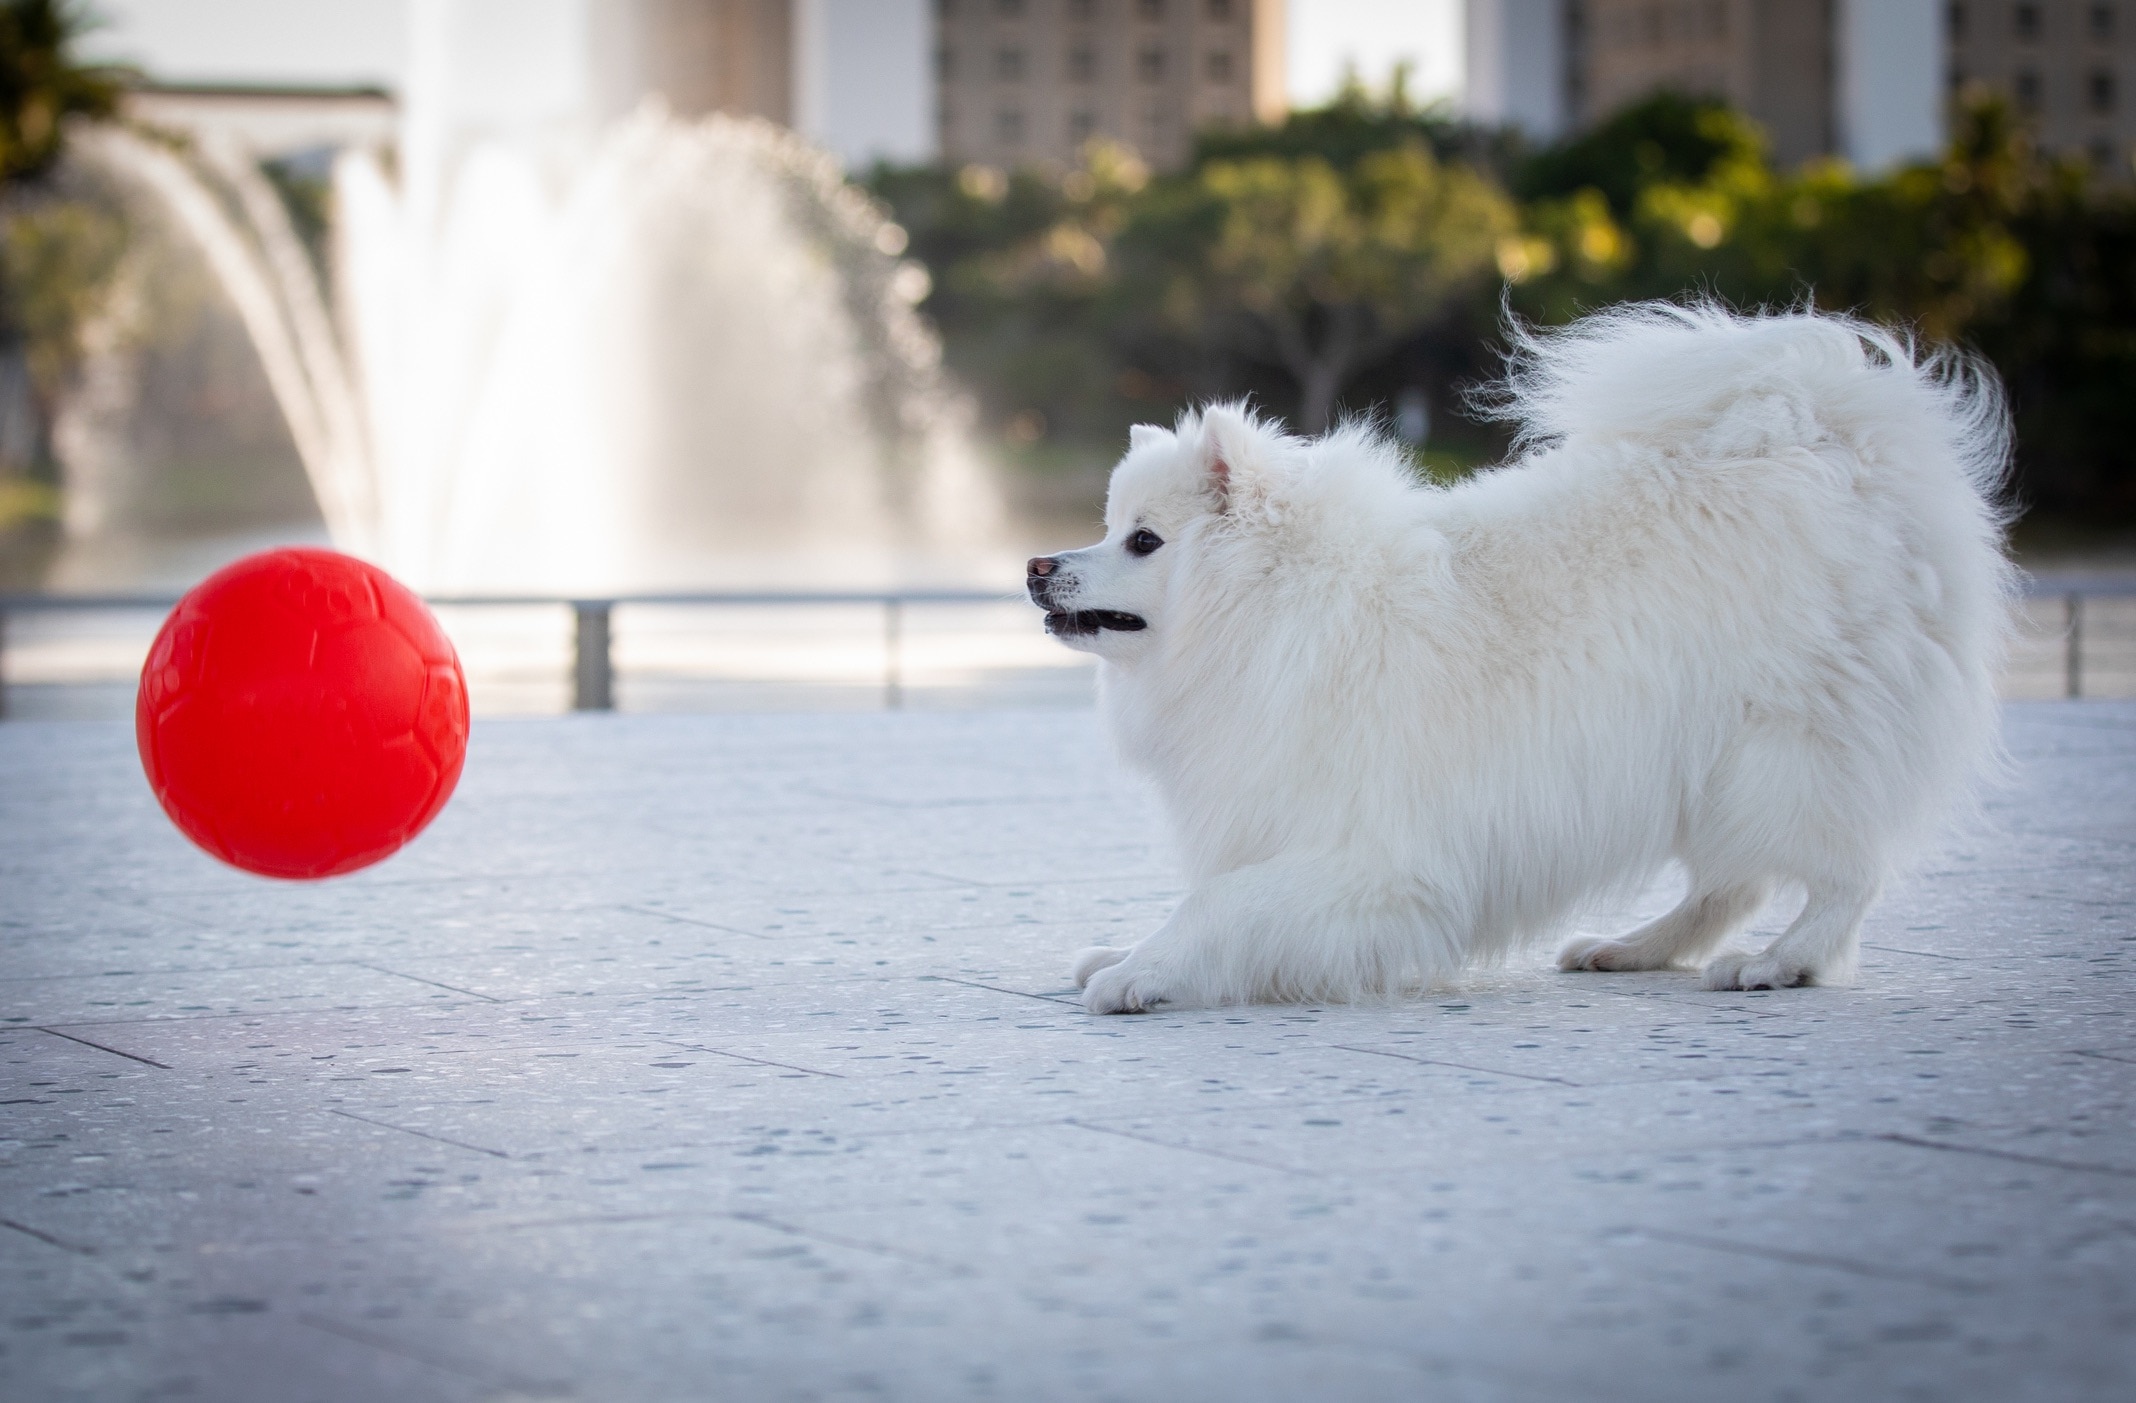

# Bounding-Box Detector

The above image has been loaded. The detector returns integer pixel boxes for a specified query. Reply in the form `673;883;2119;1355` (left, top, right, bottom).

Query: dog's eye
1126;528;1164;557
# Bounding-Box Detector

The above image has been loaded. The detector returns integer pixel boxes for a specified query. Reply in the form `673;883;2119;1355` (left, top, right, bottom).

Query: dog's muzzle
1028;556;1146;636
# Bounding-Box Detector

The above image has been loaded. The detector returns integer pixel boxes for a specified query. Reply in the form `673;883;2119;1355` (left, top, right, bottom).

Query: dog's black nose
1027;557;1063;608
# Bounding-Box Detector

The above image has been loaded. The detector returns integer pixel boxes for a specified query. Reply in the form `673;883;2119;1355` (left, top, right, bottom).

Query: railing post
572;600;614;712
2066;592;2083;700
883;596;903;711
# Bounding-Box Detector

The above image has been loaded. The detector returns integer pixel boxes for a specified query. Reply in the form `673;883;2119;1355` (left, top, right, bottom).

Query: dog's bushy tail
1480;300;2020;856
1474;300;2015;526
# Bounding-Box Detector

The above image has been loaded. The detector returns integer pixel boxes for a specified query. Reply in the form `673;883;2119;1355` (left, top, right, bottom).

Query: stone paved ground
2;704;2132;1403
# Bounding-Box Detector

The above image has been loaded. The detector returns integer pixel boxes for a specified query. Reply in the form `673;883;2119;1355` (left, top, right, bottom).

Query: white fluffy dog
1027;304;2015;1013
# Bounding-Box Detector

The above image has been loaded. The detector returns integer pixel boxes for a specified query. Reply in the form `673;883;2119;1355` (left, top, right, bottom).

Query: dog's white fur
1034;304;2015;1013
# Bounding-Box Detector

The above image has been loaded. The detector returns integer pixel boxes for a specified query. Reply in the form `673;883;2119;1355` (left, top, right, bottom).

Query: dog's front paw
1070;946;1130;989
1700;950;1815;991
1083;958;1173;1014
1557;935;1658;972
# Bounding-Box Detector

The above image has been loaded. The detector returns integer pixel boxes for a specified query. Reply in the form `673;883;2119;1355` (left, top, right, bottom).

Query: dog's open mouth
1046;609;1147;636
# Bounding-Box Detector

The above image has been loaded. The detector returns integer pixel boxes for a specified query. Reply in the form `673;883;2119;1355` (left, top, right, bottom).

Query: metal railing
2024;575;2136;702
0;588;1011;719
521;589;1008;712
1;577;2130;720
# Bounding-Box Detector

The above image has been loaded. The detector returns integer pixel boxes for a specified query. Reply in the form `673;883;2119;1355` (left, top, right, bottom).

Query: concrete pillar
1835;0;1944;170
1463;0;1566;140
793;0;935;168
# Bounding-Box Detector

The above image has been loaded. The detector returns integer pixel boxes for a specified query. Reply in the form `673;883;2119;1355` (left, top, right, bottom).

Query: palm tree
0;0;124;537
0;0;123;185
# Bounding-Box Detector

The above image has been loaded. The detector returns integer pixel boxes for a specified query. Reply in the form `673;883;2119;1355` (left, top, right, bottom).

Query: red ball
136;547;469;880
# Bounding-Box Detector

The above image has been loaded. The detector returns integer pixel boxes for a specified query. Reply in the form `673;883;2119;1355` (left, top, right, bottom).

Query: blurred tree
875;85;2136;521
0;0;126;537
2;189;122;384
1515;91;1759;216
1193;66;1516;177
1943;107;2136;518
868;144;1152;452
1505;93;2136;519
1121;143;1513;432
0;0;120;183
870;94;1520;452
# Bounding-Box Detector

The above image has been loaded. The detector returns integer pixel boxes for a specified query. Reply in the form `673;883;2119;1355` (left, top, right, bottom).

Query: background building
95;1;2136;181
1948;1;2135;171
1465;1;1945;170
98;0;936;171
92;1;1482;175
934;0;1287;172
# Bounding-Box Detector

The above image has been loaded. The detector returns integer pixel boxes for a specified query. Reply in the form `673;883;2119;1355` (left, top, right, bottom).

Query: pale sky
81;0;412;90
1287;0;1462;109
80;0;1466;107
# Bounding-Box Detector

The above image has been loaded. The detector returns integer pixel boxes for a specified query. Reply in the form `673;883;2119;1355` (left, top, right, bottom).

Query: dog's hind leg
1558;881;1770;973
1701;878;1876;990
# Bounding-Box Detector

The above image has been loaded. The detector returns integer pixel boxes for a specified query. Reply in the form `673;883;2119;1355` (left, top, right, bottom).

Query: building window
2014;3;2041;40
1138;0;1166;19
997;109;1025;144
1948;3;1966;41
1207;0;1234;18
995;0;1025;15
1068;0;1098;18
2091;70;2117;111
1948;65;1967;94
1069;109;1097;141
2016;69;2042;109
1068;46;1097;82
996;47;1026;80
1206;49;1233;82
1138;46;1167;81
937;46;954;80
2091;3;2116;39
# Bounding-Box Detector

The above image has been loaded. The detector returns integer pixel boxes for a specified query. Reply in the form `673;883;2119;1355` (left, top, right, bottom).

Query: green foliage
874;88;2136;519
1191;70;1508;175
1504;96;2136;516
869;105;1516;445
865;144;1154;449
1510;101;2038;334
0;468;54;526
1515;91;1763;214
2;191;122;388
0;0;123;185
1118;143;1513;431
0;0;125;497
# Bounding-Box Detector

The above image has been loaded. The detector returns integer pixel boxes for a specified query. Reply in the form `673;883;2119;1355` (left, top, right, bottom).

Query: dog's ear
1199;406;1259;513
